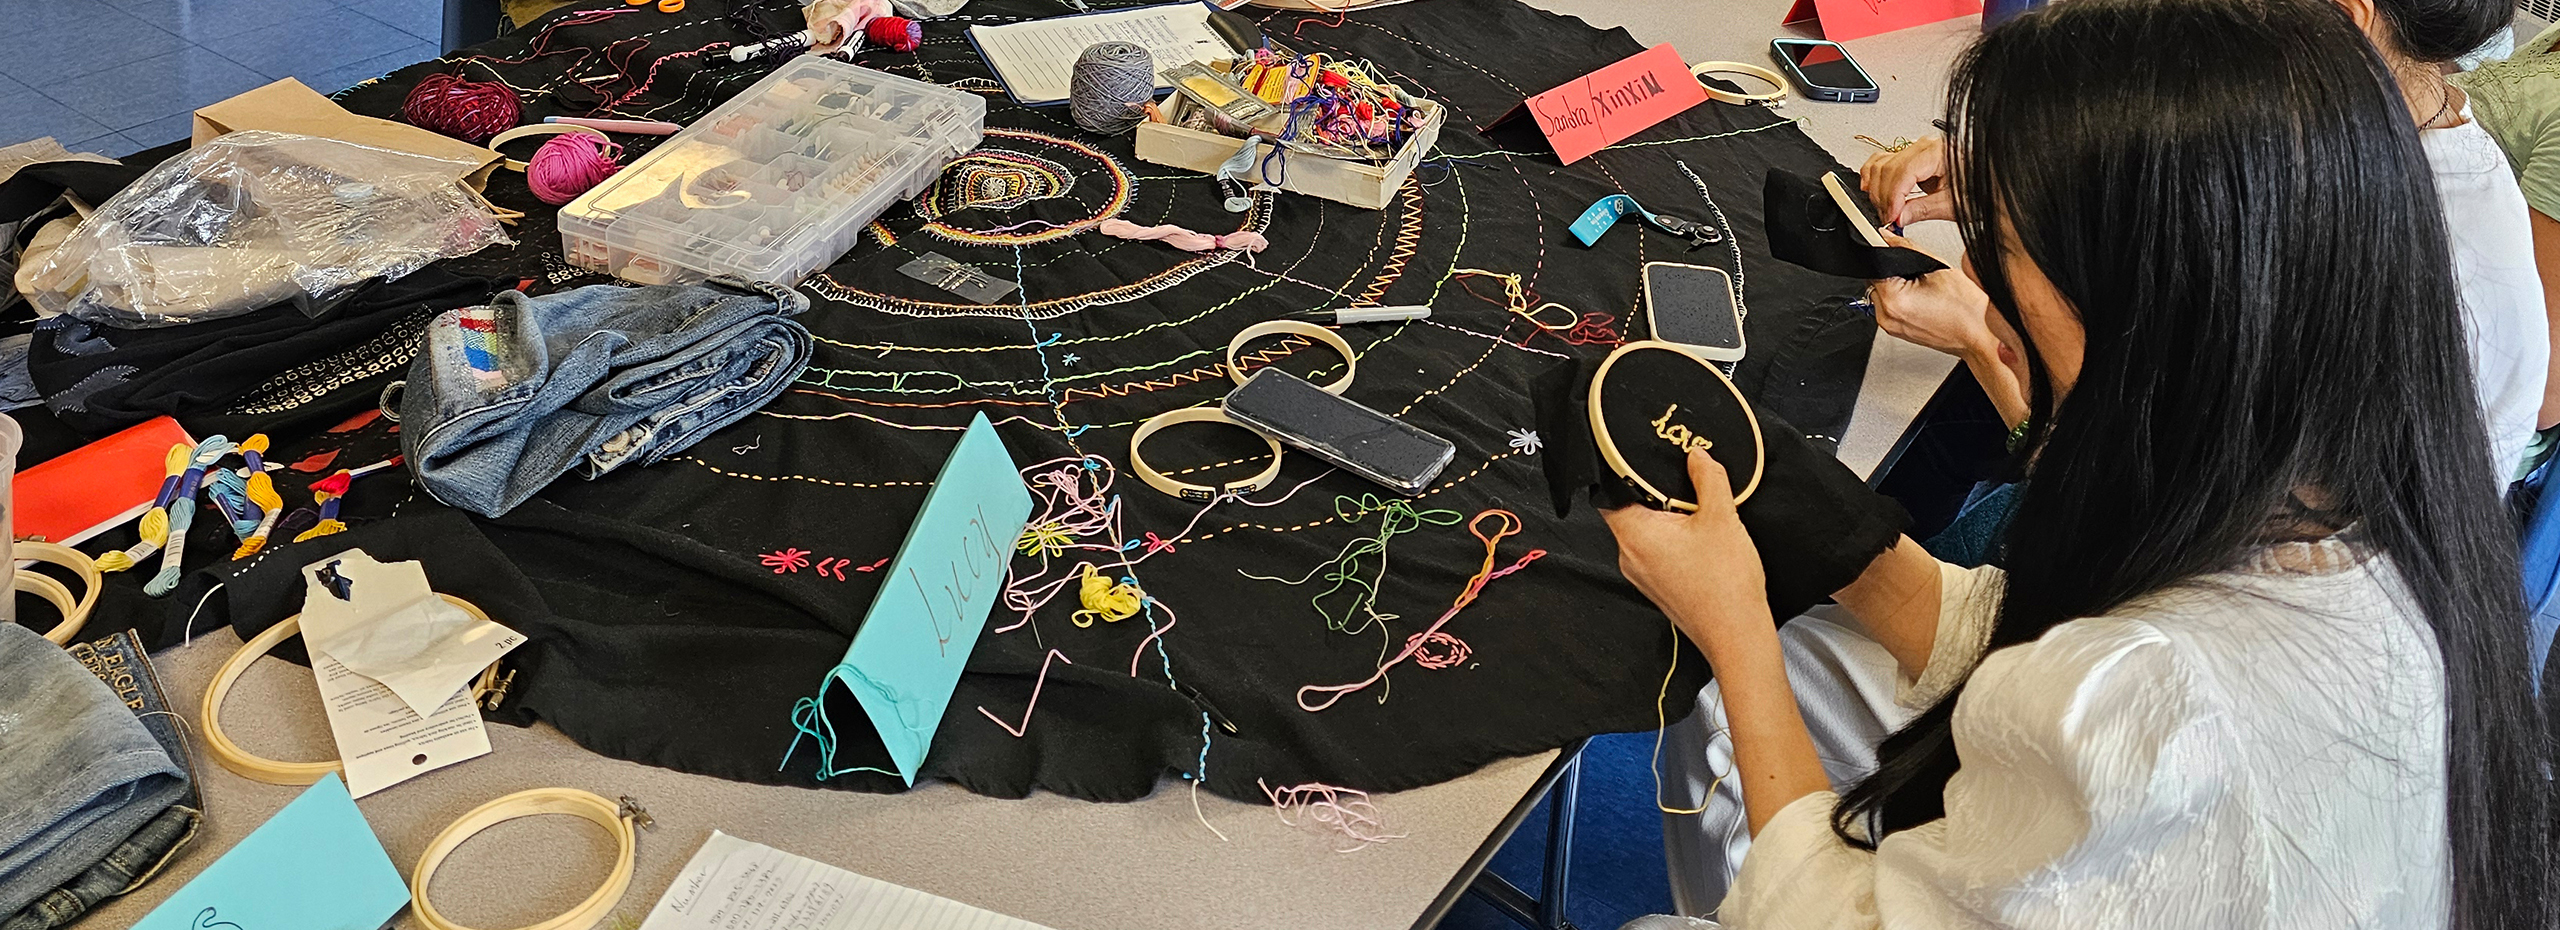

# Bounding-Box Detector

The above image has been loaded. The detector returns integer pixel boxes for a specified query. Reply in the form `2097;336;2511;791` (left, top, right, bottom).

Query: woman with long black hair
1612;0;2553;925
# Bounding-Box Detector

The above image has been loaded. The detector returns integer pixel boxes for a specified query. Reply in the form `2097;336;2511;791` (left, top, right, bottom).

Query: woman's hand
1860;136;1950;227
1601;450;1771;644
1869;233;1996;358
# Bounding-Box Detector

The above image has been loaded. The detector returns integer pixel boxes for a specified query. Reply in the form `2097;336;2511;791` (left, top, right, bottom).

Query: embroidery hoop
201;594;505;785
12;541;101;646
1587;340;1765;512
1130;406;1285;501
411;787;642;930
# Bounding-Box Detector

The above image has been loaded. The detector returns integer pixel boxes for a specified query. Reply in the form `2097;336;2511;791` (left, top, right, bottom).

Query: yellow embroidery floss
1069;563;1144;628
98;444;192;573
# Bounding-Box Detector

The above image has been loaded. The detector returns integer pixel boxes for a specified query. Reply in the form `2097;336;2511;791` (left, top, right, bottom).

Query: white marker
1300;305;1432;324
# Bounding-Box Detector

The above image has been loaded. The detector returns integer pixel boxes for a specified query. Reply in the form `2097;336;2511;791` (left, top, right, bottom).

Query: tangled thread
1261;779;1407;852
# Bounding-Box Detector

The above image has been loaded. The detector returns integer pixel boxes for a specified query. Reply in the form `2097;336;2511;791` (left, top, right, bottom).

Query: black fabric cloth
0;160;155;227
1763;168;1946;280
26;268;502;438
1537;356;1910;621
129;0;1884;802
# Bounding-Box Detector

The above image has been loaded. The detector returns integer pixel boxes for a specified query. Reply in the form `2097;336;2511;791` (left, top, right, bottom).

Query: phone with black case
1222;368;1457;495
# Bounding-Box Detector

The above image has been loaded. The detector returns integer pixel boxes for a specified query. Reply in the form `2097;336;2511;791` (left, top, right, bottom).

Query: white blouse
1719;541;2450;928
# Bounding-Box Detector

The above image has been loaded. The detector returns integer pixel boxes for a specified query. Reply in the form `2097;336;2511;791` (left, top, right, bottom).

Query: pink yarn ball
526;132;623;206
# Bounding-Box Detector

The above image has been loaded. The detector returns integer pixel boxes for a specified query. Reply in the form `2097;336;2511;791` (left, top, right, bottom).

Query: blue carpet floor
1439;730;1680;930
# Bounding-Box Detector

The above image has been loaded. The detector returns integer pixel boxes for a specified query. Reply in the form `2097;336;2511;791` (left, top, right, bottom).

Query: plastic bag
23;130;510;328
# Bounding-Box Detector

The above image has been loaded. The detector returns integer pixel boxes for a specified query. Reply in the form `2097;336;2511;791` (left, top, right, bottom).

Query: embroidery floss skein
1070;41;1155;134
402;73;522;144
146;437;239;597
233;435;285;558
1098;218;1268;253
97;444;190;573
526;132;624;205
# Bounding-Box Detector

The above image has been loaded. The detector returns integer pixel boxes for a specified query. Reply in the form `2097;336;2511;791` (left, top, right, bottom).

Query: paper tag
898;253;1020;304
314;647;492;798
1483;45;1708;165
299;550;525;716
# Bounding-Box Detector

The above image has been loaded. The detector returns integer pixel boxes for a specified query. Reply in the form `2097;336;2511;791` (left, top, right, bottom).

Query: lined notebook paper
966;3;1232;105
638;831;1057;930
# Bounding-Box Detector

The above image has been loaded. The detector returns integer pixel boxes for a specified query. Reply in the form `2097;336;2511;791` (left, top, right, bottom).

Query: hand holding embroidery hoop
1586;341;1764;512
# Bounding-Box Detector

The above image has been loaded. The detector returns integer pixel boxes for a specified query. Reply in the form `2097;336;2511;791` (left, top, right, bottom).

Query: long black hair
1830;0;2553;926
2370;0;2512;62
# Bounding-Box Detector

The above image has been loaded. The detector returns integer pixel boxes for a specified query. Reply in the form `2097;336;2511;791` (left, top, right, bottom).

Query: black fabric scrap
1763;167;1947;281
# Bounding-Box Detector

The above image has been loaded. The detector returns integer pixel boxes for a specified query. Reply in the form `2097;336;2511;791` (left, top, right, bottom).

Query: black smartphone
1770;38;1880;103
1643;262;1746;361
1222;369;1457;495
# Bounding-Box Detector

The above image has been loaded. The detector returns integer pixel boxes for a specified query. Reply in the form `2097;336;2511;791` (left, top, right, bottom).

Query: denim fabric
0;632;205;930
400;277;812;517
0;624;184;918
0;805;198;930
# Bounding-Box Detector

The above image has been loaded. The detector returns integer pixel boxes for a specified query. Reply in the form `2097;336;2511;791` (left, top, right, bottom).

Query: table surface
79;4;1973;929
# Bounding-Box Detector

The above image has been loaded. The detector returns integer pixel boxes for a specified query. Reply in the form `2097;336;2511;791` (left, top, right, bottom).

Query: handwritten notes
1783;0;1982;42
1483;45;1706;165
823;413;1032;784
639;831;1056;930
130;775;409;930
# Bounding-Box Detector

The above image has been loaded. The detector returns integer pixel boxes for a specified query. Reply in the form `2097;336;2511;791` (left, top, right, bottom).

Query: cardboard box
1135;94;1443;210
192;79;503;191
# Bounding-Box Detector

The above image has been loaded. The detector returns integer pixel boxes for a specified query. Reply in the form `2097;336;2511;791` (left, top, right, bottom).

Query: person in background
2457;17;2560;473
1863;0;2548;482
1622;0;2554;926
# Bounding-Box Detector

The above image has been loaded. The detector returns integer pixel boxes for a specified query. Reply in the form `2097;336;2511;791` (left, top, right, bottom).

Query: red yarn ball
865;15;923;52
402;73;522;144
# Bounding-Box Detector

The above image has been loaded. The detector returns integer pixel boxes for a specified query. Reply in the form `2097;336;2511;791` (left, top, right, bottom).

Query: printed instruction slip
968;3;1231;105
639;831;1056;930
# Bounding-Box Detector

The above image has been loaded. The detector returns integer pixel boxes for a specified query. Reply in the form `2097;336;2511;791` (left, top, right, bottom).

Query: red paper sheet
1484;45;1708;166
1784;0;1981;42
18;416;193;546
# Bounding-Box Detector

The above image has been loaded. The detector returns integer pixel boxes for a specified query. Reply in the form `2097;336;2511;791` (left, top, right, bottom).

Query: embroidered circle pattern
915;129;1132;246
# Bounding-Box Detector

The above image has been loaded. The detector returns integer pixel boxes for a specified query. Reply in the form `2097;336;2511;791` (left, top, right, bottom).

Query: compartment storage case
558;58;986;285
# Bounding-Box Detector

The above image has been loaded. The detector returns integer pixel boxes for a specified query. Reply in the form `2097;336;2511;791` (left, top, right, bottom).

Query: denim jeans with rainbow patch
398;277;811;517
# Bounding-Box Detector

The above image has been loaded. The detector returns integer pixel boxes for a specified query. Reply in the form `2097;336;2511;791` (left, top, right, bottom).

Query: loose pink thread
1261;778;1406;852
978;648;1072;737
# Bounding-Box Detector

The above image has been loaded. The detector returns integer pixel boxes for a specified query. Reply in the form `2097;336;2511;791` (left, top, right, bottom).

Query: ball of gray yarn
1070;41;1155;135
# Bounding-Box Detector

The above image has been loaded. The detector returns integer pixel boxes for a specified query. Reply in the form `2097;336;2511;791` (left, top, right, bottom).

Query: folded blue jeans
400;278;812;517
0;624;184;919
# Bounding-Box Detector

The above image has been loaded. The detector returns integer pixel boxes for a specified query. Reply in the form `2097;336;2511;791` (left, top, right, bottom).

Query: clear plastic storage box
558;58;985;286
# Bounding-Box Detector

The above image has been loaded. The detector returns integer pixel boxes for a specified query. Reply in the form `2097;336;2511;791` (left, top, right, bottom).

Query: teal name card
132;774;409;930
813;412;1031;784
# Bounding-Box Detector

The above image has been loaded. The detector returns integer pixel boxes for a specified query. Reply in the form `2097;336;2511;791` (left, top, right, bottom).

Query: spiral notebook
966;3;1234;106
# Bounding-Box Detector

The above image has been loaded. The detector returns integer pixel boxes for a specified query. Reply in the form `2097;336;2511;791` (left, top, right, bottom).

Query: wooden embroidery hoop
1587;340;1765;513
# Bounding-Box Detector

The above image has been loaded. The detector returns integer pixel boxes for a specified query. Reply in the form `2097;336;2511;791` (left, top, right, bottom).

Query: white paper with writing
968;4;1228;103
312;648;491;798
299;549;525;715
640;831;1056;930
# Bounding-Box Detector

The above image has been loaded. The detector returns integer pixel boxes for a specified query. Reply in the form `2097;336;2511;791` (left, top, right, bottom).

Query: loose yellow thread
1069;564;1144;628
1018;522;1075;558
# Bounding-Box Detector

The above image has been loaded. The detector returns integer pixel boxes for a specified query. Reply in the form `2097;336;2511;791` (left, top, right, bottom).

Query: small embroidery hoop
1587;340;1765;512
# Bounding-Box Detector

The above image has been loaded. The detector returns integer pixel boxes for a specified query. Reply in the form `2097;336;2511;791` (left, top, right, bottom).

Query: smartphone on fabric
1643;262;1747;362
1222;368;1457;496
1770;38;1881;103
